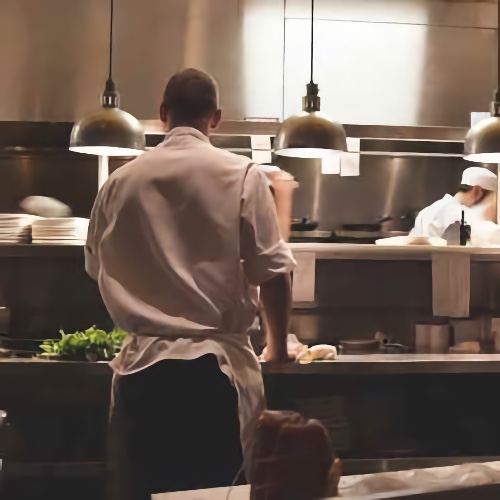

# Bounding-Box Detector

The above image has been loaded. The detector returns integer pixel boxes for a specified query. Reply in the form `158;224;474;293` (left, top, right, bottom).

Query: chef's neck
454;191;474;208
168;120;210;137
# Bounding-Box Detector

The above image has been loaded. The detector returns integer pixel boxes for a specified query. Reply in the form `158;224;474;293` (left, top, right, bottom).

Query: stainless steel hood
146;121;468;158
0;120;468;158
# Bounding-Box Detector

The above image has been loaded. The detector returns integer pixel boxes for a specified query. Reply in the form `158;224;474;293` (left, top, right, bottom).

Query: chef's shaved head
160;68;221;134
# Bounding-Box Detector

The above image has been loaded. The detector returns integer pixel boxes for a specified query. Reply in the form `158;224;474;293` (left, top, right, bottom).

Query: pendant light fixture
464;1;500;163
70;0;145;157
274;0;347;159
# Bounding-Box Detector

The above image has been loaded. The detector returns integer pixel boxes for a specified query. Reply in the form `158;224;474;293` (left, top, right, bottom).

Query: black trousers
107;355;243;500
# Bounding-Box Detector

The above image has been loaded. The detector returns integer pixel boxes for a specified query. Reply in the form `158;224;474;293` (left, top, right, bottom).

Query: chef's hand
262;344;294;363
261;337;307;363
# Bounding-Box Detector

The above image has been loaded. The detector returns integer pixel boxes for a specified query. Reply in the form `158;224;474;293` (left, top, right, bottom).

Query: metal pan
339;339;380;355
341;216;392;233
291;218;319;232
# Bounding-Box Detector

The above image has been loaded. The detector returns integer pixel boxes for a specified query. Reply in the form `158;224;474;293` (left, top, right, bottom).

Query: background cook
410;166;497;242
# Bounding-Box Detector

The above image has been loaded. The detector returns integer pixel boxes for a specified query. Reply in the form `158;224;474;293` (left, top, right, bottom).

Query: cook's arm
240;167;296;362
260;273;292;361
85;185;108;281
259;168;296;355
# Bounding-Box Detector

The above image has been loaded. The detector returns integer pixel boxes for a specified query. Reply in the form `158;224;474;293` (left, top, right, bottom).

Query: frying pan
291;218;319;232
339;339;380;355
341;215;392;233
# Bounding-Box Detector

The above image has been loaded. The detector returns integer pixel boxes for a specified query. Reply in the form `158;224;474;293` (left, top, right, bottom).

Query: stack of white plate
32;218;89;245
0;214;35;243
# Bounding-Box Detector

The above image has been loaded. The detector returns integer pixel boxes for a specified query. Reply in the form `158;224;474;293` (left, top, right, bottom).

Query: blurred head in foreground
160;68;221;136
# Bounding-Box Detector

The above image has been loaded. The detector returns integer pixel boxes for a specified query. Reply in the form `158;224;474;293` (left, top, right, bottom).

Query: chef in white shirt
410;166;497;240
85;68;296;500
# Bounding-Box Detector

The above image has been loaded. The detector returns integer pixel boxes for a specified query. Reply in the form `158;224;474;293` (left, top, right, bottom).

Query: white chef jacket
85;127;295;470
410;194;469;239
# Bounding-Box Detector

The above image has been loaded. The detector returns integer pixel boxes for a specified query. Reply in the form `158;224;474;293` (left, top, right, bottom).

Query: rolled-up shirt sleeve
85;184;108;281
240;166;296;286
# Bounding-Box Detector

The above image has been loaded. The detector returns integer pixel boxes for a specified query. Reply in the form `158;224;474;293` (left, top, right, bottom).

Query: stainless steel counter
261;354;500;376
0;243;499;261
290;243;500;261
2;354;500;377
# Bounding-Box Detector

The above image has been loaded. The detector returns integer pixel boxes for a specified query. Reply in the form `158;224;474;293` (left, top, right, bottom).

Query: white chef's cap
461;167;498;192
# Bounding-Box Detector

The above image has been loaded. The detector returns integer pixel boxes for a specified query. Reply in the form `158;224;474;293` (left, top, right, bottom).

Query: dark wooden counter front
2;356;500;499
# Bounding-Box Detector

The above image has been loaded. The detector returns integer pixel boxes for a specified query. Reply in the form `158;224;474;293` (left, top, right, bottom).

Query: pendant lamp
70;0;145;157
275;0;347;159
464;1;500;163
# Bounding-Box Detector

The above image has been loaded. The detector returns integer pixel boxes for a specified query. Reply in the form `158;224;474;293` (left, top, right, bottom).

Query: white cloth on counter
432;252;470;318
86;127;296;469
471;220;500;246
296;344;337;363
153;462;500;500
340;461;500;497
260;334;337;363
375;235;446;246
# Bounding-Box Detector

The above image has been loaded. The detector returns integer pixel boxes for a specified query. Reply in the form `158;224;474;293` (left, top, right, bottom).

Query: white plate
31;236;85;240
33;229;81;237
32;240;85;245
33;217;88;226
0;214;33;219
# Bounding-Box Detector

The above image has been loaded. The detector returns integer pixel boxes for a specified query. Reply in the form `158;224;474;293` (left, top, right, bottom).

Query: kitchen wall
0;151;473;229
0;0;497;127
0;0;285;122
285;0;497;127
278;155;472;228
293;259;500;345
1;0;496;228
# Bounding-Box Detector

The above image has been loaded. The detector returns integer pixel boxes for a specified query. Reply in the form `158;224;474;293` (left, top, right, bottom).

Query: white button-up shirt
410;194;468;239
85;127;295;467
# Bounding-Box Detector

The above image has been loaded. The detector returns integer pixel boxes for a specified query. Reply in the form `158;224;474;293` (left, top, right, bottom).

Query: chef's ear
473;185;485;203
210;109;222;130
160;103;167;124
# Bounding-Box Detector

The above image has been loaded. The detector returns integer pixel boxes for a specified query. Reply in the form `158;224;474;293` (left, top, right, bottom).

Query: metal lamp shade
70;107;145;157
274;111;347;159
464;116;500;164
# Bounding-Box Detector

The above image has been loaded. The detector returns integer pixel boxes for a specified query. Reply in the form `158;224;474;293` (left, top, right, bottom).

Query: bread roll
250;410;341;500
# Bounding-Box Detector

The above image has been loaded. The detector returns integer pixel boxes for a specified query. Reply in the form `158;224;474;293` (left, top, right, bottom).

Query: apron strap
239;161;256;249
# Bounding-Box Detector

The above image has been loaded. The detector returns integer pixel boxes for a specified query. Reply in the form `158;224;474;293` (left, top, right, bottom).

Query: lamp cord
109;0;114;81
310;0;315;84
497;0;500;90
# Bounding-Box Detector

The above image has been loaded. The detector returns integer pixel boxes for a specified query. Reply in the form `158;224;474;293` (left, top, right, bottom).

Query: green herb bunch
40;326;128;361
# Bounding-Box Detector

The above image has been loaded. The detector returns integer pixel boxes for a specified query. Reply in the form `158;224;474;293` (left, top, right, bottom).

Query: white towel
432;252;470;318
292;252;316;304
296;344;338;364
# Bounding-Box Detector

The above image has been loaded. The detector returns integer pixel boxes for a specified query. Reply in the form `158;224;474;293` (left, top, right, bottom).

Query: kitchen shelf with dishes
0;213;88;244
0;214;89;256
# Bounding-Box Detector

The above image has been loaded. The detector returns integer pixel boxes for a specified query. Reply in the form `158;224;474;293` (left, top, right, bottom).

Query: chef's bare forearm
259;273;292;352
